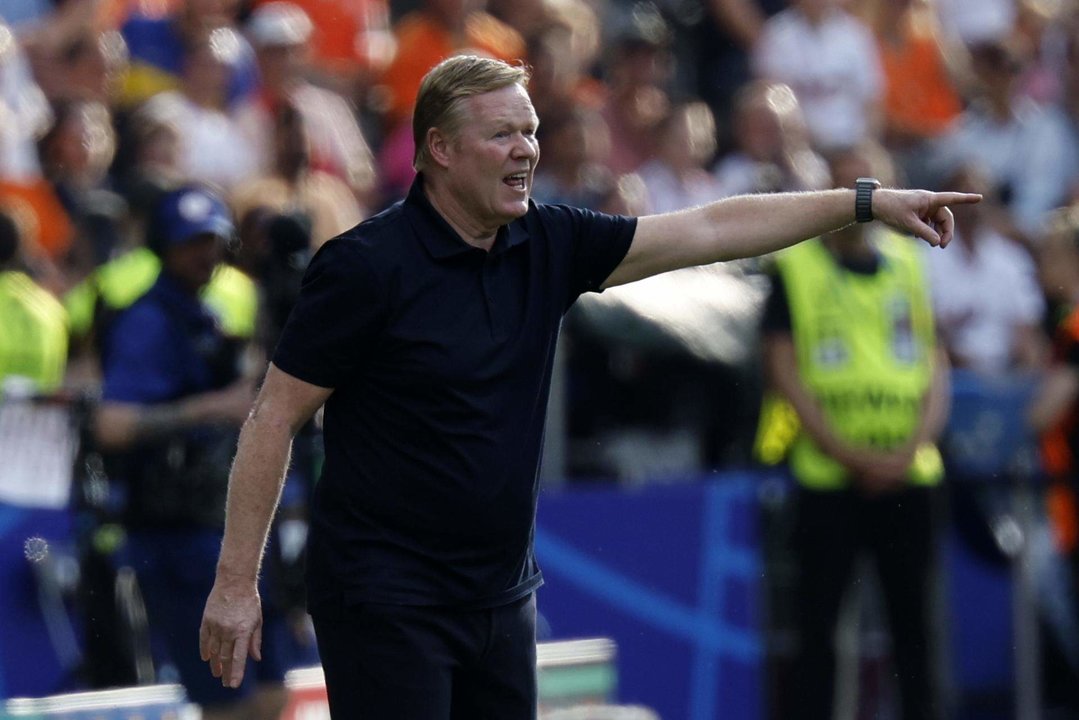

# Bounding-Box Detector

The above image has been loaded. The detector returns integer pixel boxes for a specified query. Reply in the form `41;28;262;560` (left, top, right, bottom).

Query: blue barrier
537;474;764;720
0;505;79;700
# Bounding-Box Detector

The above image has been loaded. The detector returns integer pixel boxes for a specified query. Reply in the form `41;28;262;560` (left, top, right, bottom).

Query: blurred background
2;0;1079;717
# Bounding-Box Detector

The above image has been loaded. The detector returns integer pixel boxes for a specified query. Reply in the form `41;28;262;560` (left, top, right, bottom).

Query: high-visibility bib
0;271;69;392
775;234;943;489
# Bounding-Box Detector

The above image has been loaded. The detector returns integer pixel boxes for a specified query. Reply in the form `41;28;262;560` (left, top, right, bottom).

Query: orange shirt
378;10;525;127
878;28;962;138
252;0;392;78
0;180;73;263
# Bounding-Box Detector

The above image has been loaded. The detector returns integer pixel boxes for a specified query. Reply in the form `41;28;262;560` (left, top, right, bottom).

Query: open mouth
503;172;528;190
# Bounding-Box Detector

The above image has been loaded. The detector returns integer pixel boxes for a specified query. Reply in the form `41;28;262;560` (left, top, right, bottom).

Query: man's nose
513;135;538;159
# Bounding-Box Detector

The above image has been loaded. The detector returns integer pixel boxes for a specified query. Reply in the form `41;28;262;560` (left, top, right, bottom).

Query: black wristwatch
855;177;881;223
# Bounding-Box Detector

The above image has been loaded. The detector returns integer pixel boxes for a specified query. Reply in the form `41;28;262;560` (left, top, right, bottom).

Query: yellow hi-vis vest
64;248;258;341
0;271;69;392
776;234;943;490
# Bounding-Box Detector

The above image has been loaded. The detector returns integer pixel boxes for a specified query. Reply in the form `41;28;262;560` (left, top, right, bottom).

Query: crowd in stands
6;0;1079;714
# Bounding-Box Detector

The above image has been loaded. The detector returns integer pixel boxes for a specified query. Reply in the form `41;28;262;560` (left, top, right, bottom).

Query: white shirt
235;82;376;197
935;99;1079;236
752;8;883;150
923;226;1044;376
145;91;258;192
935;0;1016;45
637;160;723;214
0;24;50;181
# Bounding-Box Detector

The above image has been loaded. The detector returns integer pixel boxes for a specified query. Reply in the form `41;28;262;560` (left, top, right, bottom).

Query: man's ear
427;127;453;169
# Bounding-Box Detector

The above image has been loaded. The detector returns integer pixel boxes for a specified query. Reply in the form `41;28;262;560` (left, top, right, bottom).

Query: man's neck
823;227;872;260
423;180;498;251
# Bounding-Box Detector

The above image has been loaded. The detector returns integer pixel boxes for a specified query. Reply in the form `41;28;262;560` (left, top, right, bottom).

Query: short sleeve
271;238;385;389
760;272;793;335
538;204;635;308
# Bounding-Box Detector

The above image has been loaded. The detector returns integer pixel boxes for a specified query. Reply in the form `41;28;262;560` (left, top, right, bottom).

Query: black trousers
791;484;942;720
311;593;537;719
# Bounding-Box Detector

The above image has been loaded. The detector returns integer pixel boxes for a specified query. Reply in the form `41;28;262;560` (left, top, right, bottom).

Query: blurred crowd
3;0;1079;439
6;0;1079;716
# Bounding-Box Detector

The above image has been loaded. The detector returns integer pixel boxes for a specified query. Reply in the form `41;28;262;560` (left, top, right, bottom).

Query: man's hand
831;444;914;497
199;573;263;688
872;189;982;248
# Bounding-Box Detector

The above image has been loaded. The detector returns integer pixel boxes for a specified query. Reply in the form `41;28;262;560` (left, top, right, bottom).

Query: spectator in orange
377;0;524;130
373;0;525;203
862;0;965;188
248;0;394;102
524;0;606;124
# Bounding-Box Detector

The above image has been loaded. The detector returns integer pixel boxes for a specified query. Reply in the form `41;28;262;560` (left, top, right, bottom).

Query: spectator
374;0;525;202
376;0;524;131
1027;205;1079;713
117;0;258;109
23;28;128;105
530;105;645;215
1058;22;1079;204
0;17;51;183
236;1;378;213
924;162;1048;375
712;80;828;197
0;208;68;393
935;0;1017;47
231;100;363;251
637;100;723;214
599;2;673;175
761;145;949;720
247;0;394;102
862;0;966;189
931;33;1079;239
137;27;259;192
523;0;605;124
692;0;785;152
753;0;884;152
91;184;274;720
0;25;72;290
37;99;125;282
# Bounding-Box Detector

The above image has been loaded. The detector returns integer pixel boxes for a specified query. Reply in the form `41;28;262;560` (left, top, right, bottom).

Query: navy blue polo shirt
273;176;636;609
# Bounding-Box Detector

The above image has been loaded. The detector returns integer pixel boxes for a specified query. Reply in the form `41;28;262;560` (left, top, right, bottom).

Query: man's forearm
702;189;855;262
215;405;294;581
615;190;856;286
912;348;952;447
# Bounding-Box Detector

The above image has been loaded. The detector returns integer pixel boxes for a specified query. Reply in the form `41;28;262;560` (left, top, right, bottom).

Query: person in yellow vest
761;146;950;720
0;209;69;394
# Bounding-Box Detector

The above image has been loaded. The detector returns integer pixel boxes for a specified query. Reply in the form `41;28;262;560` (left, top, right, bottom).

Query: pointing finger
932;191;982;206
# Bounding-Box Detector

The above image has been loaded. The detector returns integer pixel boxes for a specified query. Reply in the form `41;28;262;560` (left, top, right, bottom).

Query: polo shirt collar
405;175;530;259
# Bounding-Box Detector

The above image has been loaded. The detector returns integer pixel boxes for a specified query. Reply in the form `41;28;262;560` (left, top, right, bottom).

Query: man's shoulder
317;202;411;265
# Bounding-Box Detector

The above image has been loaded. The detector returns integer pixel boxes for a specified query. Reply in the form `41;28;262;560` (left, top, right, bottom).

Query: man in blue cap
93;185;282;719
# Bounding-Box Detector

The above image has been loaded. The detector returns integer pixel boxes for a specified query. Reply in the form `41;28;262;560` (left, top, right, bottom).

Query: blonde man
201;55;977;718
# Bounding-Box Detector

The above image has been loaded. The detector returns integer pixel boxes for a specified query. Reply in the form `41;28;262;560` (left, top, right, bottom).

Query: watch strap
855;177;880;223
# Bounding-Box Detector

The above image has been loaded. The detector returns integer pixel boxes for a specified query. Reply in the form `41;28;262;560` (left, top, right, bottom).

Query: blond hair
412;55;531;172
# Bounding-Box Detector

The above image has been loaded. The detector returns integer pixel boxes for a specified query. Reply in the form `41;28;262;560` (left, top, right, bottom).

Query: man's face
444;84;540;229
165;233;223;290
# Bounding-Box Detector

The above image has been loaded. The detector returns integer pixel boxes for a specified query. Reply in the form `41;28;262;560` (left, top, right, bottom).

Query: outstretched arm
199;363;332;689
603;187;981;288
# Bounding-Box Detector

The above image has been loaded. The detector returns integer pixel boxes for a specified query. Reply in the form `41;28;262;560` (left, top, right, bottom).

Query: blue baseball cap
152;185;234;250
